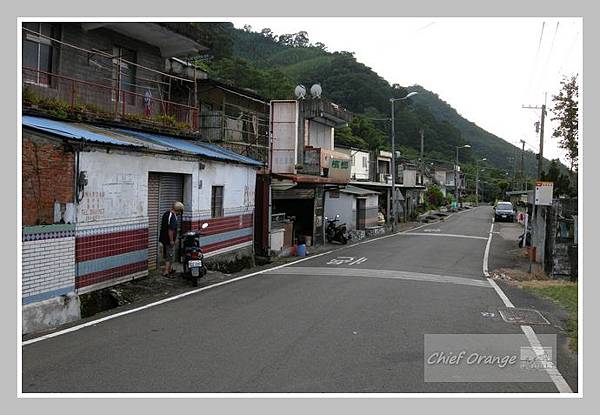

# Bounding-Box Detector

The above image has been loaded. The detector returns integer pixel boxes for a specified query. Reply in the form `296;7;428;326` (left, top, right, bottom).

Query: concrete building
334;145;370;181
21;115;260;334
254;97;353;256
20;22;265;334
324;185;380;241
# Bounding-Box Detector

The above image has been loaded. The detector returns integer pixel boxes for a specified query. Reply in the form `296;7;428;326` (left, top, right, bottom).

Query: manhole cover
498;308;550;325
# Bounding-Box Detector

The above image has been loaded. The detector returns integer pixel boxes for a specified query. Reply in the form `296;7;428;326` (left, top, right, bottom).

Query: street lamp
390;91;418;231
454;144;471;208
476;157;487;206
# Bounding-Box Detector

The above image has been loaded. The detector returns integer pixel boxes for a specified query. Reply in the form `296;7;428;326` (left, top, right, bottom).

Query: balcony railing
22;66;199;131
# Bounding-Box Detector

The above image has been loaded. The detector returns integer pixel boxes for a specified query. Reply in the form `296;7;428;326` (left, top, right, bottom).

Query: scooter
325;214;349;244
180;222;209;287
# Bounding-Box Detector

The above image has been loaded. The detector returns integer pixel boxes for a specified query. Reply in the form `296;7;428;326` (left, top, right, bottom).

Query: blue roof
22;116;263;167
22;115;141;147
118;128;263;167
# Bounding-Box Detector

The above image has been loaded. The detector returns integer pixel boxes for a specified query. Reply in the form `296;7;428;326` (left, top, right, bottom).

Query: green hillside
196;22;556;193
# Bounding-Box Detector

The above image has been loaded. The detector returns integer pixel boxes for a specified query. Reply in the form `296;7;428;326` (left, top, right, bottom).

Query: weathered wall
76;148;256;292
22;224;79;334
325;191;355;230
308;120;333;150
22;131;74;226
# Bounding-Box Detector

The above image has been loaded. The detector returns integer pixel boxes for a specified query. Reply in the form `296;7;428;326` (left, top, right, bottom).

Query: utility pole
520;139;526;191
522;93;547;180
419;128;424;185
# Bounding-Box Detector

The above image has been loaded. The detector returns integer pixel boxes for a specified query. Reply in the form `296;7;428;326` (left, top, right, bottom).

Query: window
112;46;137;105
211;186;224;218
351;156;355;167
22;23;57;85
362;156;367;168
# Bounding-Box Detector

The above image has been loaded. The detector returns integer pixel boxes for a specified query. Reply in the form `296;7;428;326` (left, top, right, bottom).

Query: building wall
22;132;75;226
336;148;370;181
22;224;79;334
76;148;256;292
324;192;379;231
325;192;355;230
24;23;169;117
308;120;333;150
402;168;417;187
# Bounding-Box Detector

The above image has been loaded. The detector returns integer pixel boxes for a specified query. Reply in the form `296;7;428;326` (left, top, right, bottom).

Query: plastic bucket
296;244;307;257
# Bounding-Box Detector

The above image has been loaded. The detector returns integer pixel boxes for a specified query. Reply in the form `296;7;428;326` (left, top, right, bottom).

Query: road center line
271;267;493;288
401;232;488;240
483;218;573;393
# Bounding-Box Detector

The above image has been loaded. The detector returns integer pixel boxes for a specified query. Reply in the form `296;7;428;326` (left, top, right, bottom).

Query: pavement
21;206;578;393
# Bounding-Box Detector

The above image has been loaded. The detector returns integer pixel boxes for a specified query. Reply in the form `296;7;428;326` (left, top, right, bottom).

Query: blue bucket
296;243;307;257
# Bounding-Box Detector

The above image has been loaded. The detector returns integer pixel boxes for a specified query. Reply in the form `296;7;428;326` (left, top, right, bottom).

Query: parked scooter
180;222;209;287
325;214;349;244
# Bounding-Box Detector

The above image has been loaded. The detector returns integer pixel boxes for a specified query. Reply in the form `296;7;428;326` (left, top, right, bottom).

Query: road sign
534;181;553;206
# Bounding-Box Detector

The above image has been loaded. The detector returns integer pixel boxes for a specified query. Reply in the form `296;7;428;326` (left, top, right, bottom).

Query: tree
314;42;327;51
243;24;253;32
260;28;274;39
426;185;445;208
541;159;574;197
292;31;310;47
551;75;579;172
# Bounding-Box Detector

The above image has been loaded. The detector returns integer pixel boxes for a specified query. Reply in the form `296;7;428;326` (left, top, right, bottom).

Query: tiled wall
75;218;148;293
22;224;76;304
182;213;253;257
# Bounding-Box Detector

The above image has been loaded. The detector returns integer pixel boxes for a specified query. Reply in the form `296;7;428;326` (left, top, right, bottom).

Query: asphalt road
22;206;576;393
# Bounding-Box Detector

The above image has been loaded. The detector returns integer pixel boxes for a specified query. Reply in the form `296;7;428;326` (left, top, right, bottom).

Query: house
197;79;270;163
254;96;353;256
433;164;465;199
20;22;263;334
334;145;370;181
324;185;380;241
397;160;427;219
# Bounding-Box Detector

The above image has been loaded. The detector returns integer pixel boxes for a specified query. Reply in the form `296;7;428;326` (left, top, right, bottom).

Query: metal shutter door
159;173;184;261
147;173;160;270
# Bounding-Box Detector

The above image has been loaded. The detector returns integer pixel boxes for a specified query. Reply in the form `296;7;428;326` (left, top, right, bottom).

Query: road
21;206;576;393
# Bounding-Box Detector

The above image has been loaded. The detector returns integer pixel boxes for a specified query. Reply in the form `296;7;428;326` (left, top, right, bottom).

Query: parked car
494;201;515;222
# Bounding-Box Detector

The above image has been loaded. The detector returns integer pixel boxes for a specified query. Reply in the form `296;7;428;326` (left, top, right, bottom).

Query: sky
229;17;582;166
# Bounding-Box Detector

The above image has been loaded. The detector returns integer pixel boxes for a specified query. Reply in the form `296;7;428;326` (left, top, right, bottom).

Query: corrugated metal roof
22;115;142;147
340;185;380;196
22;116;262;167
118;128;262;166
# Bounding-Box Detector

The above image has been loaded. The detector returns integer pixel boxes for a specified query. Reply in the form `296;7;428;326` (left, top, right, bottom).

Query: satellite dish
310;83;322;98
294;84;306;99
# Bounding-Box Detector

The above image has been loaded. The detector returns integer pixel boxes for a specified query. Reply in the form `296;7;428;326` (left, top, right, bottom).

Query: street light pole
454;145;471;208
475;157;487;206
389;91;418;231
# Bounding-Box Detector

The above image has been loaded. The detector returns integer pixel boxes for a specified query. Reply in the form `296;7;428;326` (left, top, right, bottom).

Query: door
357;198;366;230
147;173;160;271
148;173;184;270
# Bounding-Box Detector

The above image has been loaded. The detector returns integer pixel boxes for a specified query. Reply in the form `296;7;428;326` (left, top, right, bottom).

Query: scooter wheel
341;236;348;244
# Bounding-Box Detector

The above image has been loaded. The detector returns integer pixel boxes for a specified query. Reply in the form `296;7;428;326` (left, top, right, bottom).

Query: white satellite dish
294;84;306;99
310;83;322;98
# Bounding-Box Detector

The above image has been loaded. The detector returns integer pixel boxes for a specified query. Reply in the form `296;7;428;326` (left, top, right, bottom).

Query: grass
522;281;578;351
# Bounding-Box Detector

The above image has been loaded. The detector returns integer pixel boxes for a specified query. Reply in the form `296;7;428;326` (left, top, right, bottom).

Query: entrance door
147;172;184;270
357;198;366;230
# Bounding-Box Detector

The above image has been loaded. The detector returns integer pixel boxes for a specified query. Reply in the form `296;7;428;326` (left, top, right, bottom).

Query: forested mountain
194;22;555;189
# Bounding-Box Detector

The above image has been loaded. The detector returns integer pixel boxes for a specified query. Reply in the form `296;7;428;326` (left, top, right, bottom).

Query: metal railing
23;66;199;130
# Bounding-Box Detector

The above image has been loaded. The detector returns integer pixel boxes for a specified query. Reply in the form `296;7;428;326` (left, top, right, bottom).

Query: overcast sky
229;17;582;166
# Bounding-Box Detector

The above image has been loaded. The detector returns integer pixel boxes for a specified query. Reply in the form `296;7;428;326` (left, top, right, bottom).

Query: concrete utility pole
522;93;547;180
389;91;418;231
419;128;424;185
475;157;486;206
520;139;526;190
454;145;470;208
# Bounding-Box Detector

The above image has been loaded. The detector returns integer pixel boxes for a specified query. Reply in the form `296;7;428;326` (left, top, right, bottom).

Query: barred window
211;186;224;218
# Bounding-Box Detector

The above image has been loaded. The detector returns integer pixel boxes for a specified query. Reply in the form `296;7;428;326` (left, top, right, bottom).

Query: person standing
159;201;184;277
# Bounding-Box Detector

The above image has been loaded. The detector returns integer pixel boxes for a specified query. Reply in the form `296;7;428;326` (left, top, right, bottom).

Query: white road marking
483;216;573;393
271;267;493;289
401;232;488;241
22;250;335;346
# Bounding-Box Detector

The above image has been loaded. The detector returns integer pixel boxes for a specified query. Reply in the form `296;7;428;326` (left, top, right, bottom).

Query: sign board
534;181;554;206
